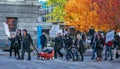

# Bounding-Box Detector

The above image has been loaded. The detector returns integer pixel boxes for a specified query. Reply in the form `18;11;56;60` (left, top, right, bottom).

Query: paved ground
0;52;120;69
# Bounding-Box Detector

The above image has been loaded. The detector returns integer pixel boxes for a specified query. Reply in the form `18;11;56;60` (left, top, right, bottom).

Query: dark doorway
6;17;17;32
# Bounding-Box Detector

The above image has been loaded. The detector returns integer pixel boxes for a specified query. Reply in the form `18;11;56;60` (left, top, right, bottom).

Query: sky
39;0;47;2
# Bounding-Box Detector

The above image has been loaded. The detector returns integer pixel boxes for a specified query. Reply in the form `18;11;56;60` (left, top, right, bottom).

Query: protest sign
3;23;10;37
106;30;115;43
49;25;59;37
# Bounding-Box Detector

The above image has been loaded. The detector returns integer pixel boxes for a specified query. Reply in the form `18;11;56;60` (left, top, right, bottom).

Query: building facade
0;0;41;50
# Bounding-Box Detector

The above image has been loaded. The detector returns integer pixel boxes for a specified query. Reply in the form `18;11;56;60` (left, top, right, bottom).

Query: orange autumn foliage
64;0;120;32
93;0;120;32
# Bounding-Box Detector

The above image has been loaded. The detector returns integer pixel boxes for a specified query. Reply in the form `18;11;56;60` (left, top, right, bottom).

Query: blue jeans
105;46;113;59
91;43;96;59
92;48;96;59
66;49;73;60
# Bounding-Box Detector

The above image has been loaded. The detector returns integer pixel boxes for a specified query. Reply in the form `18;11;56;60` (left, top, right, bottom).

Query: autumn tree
93;0;120;32
64;0;100;32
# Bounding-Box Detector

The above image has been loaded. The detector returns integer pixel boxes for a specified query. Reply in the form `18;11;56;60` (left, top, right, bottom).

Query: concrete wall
0;3;41;49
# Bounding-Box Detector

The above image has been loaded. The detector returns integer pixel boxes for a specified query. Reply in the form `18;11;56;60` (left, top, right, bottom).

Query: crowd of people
8;27;120;61
8;29;33;60
51;26;120;61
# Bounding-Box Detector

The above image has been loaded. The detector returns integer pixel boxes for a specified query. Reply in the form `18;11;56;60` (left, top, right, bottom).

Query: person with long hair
21;29;33;60
15;29;22;60
96;33;104;61
75;33;85;61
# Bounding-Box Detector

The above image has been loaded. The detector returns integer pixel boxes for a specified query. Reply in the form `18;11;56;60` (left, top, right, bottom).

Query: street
0;52;120;69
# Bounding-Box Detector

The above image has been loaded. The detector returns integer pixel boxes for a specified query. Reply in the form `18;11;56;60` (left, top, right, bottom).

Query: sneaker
17;57;20;60
104;58;107;61
27;59;31;61
110;59;113;61
91;58;94;60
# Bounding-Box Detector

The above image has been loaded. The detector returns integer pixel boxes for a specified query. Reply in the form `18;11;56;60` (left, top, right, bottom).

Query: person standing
39;32;47;50
8;33;16;58
75;33;85;61
15;29;22;60
21;29;33;60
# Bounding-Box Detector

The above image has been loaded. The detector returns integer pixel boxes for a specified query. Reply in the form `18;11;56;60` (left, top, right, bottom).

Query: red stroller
33;45;54;60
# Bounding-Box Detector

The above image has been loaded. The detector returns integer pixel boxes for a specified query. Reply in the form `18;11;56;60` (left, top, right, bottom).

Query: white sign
106;30;115;43
3;23;10;37
49;25;59;37
57;29;63;34
117;32;120;36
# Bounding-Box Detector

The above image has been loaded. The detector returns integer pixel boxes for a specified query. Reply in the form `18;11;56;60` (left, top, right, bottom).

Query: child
8;33;16;58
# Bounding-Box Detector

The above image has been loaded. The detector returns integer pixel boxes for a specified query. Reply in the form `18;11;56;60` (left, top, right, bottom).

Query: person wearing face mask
75;33;85;61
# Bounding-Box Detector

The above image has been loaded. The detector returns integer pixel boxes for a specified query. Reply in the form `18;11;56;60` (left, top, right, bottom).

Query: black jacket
54;37;62;50
39;34;47;45
89;29;95;36
96;38;104;49
15;34;22;49
64;36;73;49
8;38;15;47
22;33;33;49
75;39;85;53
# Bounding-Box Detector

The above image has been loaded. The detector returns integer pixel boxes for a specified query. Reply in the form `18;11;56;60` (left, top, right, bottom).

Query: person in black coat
8;33;16;57
39;32;47;49
75;34;85;61
89;26;95;39
21;29;33;60
54;33;63;59
90;32;98;60
64;35;73;61
15;29;22;59
96;34;104;61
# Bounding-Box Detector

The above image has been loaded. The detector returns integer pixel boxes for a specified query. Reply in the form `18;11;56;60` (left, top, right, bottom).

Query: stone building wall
0;1;41;49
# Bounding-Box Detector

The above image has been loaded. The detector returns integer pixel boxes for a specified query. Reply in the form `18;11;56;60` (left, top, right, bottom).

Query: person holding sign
104;31;114;61
104;40;113;61
8;33;16;58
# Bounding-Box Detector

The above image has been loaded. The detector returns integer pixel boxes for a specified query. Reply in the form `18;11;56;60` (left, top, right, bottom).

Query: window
6;17;17;32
